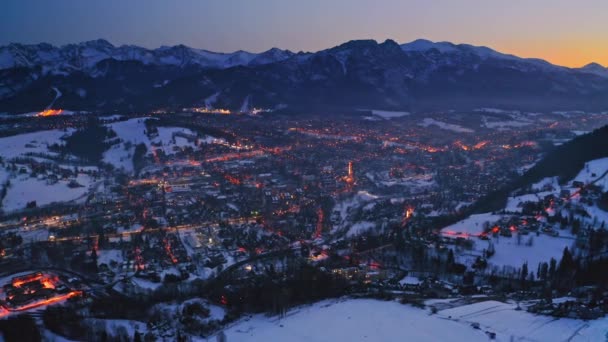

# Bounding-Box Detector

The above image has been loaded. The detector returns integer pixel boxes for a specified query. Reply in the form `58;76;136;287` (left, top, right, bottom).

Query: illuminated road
8;291;82;312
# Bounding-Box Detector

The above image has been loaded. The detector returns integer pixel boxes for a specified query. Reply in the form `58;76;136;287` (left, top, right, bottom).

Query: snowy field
482;118;532;130
485;234;575;271
0;128;100;212
152;127;198;154
419;118;474;133
104;118;212;172
437;300;607;341
1;173;94;212
478;111;534;130
573;157;608;191
505;191;556;213
97;249;125;266
346;221;376;237
370;110;410;119
532;176;560;191
442;212;575;270
331;192;379;236
222;299;484;341
103;118;152;172
0;128;72;160
442;213;503;235
221;298;607;342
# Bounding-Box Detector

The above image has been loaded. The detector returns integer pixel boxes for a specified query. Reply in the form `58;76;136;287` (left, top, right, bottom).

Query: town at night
2;1;608;341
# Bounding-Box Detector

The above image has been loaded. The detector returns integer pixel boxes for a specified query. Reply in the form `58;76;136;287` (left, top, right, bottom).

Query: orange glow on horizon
496;39;607;69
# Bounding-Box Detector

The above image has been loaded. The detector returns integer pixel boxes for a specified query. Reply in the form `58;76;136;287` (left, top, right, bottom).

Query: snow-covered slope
103;118;202;173
401;39;521;61
0;128;101;213
400;39;559;71
442;155;608;271
222;298;607;341
401;39;460;54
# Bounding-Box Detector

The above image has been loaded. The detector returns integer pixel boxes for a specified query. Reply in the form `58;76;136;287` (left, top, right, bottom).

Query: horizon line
1;37;604;69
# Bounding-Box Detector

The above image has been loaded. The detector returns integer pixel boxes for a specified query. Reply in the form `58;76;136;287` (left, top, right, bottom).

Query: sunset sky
1;0;606;67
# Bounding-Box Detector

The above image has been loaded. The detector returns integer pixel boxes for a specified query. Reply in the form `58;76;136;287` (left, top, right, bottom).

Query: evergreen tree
447;249;455;270
520;262;528;288
549;258;557;279
539;262;549;281
487;241;495;257
558;247;575;274
91;248;99;273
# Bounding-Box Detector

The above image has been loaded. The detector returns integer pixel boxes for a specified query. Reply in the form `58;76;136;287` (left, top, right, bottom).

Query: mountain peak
335;39;380;50
329;39;402;54
381;39;398;45
401;39;458;53
258;47;293;57
582;62;606;69
579;62;608;77
75;39;115;49
264;47;289;54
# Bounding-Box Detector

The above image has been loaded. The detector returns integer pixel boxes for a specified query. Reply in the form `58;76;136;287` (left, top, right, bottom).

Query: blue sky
1;0;607;66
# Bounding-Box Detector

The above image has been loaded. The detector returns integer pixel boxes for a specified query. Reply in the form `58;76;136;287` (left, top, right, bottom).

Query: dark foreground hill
473;125;608;213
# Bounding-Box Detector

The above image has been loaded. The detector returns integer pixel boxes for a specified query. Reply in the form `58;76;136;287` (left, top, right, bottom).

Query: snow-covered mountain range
1;38;607;113
0;39;295;74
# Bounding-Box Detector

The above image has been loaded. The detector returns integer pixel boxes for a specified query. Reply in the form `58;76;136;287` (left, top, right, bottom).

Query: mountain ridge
1;38;608;113
2;38;604;73
0;38;297;72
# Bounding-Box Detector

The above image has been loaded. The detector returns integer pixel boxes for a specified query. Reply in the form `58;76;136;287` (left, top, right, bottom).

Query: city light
36;109;63;117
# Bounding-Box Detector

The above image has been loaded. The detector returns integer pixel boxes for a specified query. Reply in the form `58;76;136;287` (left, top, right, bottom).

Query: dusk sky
1;0;607;67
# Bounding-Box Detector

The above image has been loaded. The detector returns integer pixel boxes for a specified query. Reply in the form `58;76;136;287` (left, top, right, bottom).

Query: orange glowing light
343;161;355;185
314;207;324;239
41;278;56;289
424;146;446;153
442;230;475;238
190;107;232;115
454;141;470;151
37;109;63;117
224;174;242;185
13;291;81;312
12;273;45;287
163;238;178;264
502;141;537;150
473;141;489;150
402;206;415;226
406;207;414;219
